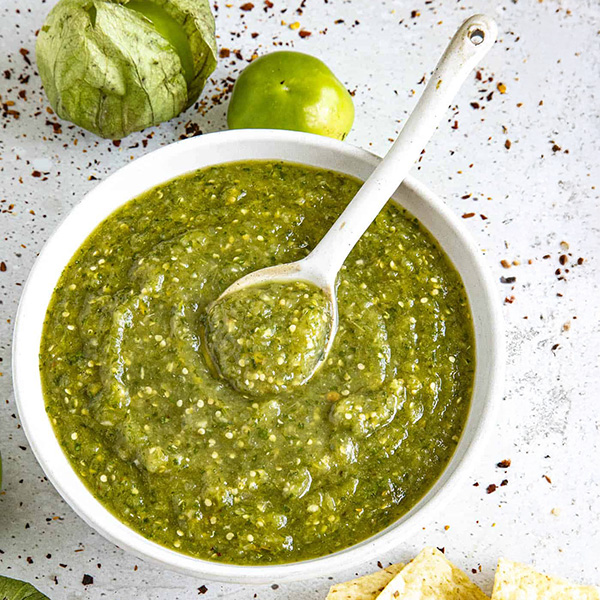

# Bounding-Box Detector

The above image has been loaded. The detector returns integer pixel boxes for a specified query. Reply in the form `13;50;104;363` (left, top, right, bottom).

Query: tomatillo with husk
36;0;217;139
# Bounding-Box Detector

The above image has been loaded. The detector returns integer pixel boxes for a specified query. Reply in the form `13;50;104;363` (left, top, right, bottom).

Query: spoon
209;14;497;386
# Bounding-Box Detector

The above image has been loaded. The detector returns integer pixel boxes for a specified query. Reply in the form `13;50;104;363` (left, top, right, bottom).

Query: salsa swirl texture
40;161;475;564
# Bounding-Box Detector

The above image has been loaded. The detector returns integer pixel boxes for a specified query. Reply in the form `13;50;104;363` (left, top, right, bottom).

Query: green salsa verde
40;161;475;564
206;280;333;395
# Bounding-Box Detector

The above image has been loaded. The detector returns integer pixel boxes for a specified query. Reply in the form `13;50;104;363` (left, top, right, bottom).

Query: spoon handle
306;14;497;281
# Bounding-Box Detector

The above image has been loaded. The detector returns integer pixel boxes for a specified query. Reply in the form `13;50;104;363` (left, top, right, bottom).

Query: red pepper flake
410;10;420;17
486;483;497;494
500;260;511;269
198;585;209;595
462;212;475;218
505;139;512;149
112;139;121;147
219;48;231;58
32;170;41;177
451;120;458;129
2;105;21;119
543;474;552;484
264;0;273;7
45;119;62;134
551;143;561;152
334;18;344;24
475;70;482;81
19;48;32;65
470;102;480;109
480;214;488;220
577;257;584;265
240;2;254;10
551;343;560;353
251;32;259;38
0;262;7;272
500;479;508;486
504;296;515;304
299;29;312;38
179;122;203;140
497;459;511;468
559;254;568;265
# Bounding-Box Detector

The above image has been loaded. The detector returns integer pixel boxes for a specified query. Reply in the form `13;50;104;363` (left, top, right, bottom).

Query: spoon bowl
207;256;340;382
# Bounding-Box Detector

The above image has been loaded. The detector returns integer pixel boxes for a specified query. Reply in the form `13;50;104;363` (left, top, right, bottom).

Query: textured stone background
1;0;599;598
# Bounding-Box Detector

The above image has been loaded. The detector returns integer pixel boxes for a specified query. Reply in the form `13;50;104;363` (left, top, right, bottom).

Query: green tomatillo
227;51;355;140
36;0;217;140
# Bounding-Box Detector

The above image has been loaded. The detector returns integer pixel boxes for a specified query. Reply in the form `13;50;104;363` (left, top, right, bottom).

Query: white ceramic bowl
13;129;503;583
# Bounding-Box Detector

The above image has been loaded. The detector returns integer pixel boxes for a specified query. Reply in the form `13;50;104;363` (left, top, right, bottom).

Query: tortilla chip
492;558;600;599
326;563;405;600
376;547;489;600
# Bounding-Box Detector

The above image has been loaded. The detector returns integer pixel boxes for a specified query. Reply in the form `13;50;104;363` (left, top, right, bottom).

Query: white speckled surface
1;0;599;598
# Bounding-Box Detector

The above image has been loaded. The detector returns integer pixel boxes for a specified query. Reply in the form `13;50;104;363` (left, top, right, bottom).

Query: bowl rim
12;129;504;583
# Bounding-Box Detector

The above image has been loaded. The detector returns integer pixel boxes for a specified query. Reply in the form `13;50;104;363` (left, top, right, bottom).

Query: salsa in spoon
205;14;497;395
